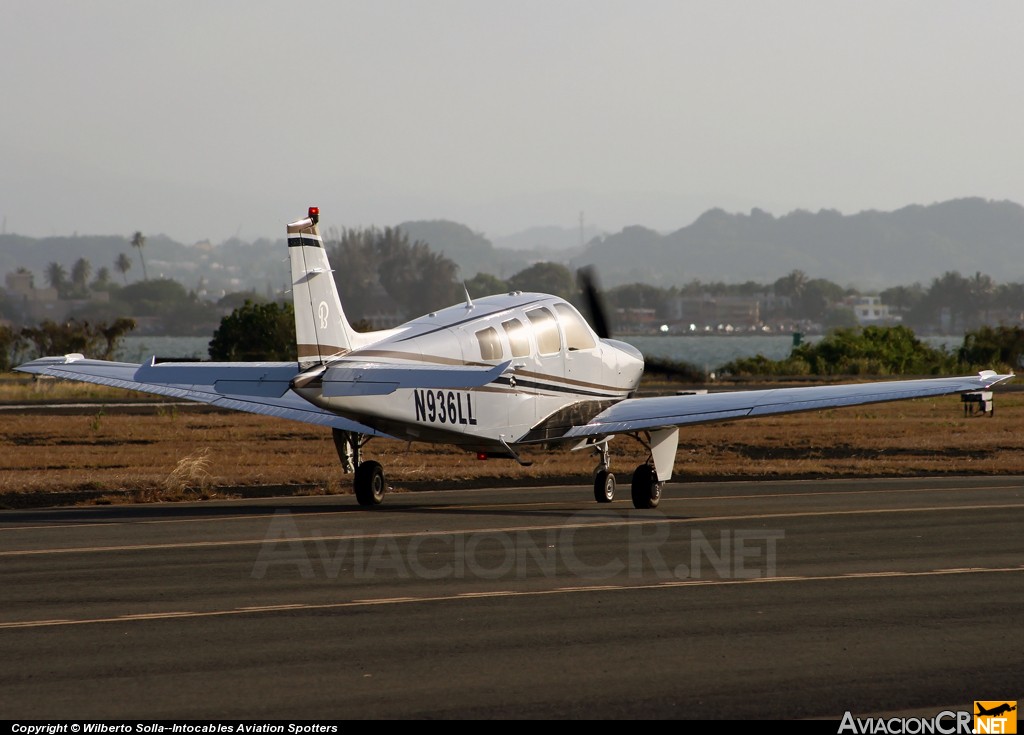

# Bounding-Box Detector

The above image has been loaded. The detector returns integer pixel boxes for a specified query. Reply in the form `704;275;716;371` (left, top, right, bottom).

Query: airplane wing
14;354;390;436
563;371;1015;438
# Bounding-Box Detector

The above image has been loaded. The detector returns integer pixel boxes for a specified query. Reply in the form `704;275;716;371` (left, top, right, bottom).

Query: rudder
287;207;356;368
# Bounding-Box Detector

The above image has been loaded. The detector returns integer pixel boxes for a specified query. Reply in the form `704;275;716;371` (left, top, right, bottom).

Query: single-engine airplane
15;208;1014;508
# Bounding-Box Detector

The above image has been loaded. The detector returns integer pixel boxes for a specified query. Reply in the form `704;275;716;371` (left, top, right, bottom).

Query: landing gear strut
332;428;360;474
593;441;615;503
626;427;676;509
333;429;386;507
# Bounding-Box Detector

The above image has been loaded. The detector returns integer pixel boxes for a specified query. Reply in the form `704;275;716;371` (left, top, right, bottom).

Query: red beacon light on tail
308;206;320;224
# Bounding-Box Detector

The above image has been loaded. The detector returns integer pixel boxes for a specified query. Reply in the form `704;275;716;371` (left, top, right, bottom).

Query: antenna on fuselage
463;283;474;309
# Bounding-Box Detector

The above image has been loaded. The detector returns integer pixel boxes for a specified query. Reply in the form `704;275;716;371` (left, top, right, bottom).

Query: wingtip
14;353;85;372
978;370;1015;386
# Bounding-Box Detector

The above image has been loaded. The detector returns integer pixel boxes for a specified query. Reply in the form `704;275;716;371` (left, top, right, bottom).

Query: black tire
631;463;662;509
594;470;616;503
354;460;386;506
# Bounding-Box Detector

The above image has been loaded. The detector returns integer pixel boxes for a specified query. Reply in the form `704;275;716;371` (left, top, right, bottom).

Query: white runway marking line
116;612;195;620
235;604;305;611
556;585;626;591
934;567;989;572
350;597;419;604
421;482;1024;511
0;515;284;533
0;497;621;532
0;508;355;532
3;480;1021;532
3;501;1023;557
0;566;1020;632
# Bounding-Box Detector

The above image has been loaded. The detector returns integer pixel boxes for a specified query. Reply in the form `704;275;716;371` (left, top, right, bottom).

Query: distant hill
395;220;501;279
571;198;1024;288
491;224;600;252
5;198;1023;299
397;220;604;280
397;220;541;280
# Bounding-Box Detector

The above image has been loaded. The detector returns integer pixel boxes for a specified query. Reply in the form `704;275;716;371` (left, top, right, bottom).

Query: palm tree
71;257;92;292
131;231;148;281
92;266;111;289
115;253;133;284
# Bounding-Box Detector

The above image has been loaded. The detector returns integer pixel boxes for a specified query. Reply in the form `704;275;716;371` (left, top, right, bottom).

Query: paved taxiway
1;476;1022;719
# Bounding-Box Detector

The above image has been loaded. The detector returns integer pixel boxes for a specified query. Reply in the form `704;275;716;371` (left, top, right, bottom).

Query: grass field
2;373;1022;508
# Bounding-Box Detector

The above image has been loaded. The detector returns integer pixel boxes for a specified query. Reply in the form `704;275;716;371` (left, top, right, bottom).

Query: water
623;334;963;371
623;335;802;371
115;334;966;370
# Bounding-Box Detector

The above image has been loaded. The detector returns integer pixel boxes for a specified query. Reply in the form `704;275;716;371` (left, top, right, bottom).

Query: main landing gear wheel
631;463;662;509
354;460;387;506
594;470;616;503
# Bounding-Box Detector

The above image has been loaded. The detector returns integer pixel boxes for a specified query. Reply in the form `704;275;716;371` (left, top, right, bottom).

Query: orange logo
975;702;1017;734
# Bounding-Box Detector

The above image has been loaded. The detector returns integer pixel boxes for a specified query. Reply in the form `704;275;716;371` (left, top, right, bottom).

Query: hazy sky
2;1;1022;243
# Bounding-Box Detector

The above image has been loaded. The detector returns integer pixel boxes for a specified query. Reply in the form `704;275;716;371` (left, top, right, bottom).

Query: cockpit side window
501;318;530;358
526;308;561;355
554;303;597;351
475;327;503;360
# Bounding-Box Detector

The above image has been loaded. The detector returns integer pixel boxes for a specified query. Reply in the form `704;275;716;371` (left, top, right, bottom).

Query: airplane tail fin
287;207;358;368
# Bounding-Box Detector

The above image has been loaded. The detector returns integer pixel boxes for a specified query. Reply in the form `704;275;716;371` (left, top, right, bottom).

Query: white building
852;296;898;325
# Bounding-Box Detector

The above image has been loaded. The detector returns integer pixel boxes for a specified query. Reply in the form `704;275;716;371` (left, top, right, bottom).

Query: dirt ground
2;377;1022;508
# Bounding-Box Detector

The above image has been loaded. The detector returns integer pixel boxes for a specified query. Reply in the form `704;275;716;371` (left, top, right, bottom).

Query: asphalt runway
1;476;1022;720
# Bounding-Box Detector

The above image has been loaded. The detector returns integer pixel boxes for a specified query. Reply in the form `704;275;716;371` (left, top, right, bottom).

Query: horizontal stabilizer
322;360;512;397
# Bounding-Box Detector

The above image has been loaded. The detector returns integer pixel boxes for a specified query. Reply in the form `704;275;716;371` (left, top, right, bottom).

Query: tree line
595;269;1024;334
720;324;1024;377
0;318;136;372
8;221;1024;336
35;230;146;298
7;222;1024;377
5;301;1024;381
199;298;1024;376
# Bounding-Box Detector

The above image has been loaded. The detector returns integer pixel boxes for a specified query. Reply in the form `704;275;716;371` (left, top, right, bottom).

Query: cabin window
475;327;503;360
527;308;561;355
555;303;597;351
502;318;530;358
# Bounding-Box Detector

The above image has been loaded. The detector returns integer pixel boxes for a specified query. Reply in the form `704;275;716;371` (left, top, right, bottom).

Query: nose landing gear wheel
594;470;616;503
354;460;387;506
630;463;662;509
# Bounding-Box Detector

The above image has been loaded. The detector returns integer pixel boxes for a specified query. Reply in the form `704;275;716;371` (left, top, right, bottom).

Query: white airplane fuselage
290;292;644;454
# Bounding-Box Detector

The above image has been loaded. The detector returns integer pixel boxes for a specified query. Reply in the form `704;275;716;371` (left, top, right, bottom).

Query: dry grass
2;375;1022;508
0;374;140;403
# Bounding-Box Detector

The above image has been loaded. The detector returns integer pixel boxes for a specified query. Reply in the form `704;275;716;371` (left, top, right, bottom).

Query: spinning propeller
576;266;705;382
